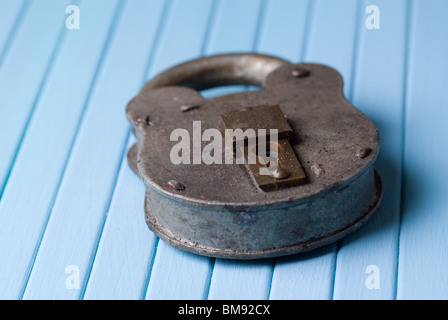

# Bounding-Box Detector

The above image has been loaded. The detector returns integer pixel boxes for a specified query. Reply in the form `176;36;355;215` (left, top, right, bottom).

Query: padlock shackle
141;53;291;92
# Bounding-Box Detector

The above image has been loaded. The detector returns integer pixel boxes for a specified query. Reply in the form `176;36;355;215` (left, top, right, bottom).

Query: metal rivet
355;148;372;159
145;115;153;125
166;180;185;191
291;67;310;78
180;105;200;112
135;115;153;126
272;168;290;180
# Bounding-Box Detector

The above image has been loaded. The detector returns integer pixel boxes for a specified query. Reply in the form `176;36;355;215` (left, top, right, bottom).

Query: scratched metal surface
0;0;447;300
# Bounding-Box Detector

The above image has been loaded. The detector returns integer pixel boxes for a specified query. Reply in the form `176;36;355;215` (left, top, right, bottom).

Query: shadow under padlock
125;53;383;259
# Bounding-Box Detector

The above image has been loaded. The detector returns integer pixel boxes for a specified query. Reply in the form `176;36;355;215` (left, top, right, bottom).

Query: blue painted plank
201;0;264;99
0;0;72;299
257;0;309;62
146;0;213;77
146;242;213;300
83;137;156;300
270;245;336;300
4;0;122;299
208;259;273;300
304;0;360;98
0;0;69;200
333;0;408;300
0;0;25;63
269;0;359;300
142;0;215;300
205;0;262;54
397;0;448;299
76;0;167;300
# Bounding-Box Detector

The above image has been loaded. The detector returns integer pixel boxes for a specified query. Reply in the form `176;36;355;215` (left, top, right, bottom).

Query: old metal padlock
126;53;382;259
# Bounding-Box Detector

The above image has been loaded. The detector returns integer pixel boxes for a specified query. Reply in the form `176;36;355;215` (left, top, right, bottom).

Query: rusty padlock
125;53;382;259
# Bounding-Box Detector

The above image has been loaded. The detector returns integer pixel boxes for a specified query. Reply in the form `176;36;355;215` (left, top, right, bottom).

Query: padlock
125;53;382;259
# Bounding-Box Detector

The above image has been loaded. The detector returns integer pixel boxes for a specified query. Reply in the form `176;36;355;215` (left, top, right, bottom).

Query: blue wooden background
0;0;447;300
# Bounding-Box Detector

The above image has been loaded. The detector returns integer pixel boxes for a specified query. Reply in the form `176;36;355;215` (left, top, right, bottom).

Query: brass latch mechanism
220;105;307;191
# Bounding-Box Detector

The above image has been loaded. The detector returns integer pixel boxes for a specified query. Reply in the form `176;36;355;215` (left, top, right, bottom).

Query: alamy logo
66;5;80;30
365;265;380;290
170;121;279;175
65;265;80;290
365;5;380;30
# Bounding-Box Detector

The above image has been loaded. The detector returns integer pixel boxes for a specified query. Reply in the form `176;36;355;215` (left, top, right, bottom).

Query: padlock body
126;58;383;259
144;163;381;259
